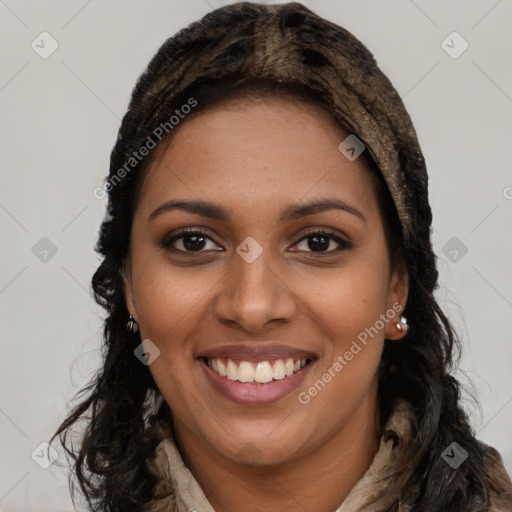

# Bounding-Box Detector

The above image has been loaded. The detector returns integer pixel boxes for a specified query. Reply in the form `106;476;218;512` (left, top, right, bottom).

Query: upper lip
198;344;316;361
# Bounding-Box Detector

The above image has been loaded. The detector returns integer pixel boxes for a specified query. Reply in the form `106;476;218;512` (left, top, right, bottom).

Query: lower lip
200;358;315;406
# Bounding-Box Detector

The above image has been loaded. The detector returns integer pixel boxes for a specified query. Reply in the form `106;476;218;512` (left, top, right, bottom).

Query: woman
51;2;512;511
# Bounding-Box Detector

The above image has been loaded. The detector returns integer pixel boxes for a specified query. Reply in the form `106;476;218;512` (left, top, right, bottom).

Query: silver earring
126;315;139;333
396;315;408;334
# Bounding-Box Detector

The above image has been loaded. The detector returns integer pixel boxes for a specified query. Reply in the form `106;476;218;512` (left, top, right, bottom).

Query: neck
174;386;380;512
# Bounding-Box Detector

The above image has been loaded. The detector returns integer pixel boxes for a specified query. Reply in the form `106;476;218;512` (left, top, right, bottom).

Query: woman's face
124;96;408;467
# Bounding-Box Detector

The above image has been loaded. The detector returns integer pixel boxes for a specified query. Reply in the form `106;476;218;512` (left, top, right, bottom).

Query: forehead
136;96;379;222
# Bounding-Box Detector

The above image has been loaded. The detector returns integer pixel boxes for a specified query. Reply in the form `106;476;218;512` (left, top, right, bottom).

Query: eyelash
161;227;351;256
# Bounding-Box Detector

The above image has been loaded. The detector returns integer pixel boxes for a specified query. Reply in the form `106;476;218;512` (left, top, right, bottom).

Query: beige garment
145;400;512;512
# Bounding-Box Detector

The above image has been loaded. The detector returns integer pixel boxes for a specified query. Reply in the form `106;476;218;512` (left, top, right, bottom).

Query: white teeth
285;358;294;377
207;356;311;383
217;359;227;377
254;361;273;383
272;359;285;380
226;360;238;381
238;361;255;382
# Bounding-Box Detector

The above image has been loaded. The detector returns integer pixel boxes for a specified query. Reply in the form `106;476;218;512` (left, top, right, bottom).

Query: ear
122;256;137;319
384;263;409;341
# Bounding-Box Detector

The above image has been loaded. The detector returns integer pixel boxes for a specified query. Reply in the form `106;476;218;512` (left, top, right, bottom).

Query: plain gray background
1;1;511;510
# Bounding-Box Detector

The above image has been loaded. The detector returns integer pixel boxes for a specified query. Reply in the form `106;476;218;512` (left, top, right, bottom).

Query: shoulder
481;442;512;511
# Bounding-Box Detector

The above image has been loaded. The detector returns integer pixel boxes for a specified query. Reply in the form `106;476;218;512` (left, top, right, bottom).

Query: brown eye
292;230;351;254
162;229;221;253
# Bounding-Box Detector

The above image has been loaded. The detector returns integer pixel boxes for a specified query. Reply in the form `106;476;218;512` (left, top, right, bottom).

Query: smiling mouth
199;356;315;384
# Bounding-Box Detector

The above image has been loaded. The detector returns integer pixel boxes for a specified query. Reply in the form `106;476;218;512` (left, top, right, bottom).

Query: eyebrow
148;197;366;224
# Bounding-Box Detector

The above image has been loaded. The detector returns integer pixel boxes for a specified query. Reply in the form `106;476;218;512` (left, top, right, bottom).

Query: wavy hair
51;3;506;511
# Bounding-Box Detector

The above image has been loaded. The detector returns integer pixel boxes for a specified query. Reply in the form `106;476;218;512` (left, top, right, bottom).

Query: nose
213;247;298;333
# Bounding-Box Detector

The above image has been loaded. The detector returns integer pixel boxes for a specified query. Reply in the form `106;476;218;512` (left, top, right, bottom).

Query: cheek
296;248;389;387
300;253;390;343
130;259;212;420
130;254;215;351
296;269;387;423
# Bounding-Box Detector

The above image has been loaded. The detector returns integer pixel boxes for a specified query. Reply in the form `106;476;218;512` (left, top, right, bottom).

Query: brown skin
123;97;409;512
